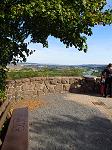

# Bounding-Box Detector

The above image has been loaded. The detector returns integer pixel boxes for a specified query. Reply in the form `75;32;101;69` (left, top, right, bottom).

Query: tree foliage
0;0;112;64
0;0;112;97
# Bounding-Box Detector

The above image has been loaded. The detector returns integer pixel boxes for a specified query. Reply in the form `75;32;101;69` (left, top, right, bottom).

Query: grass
91;71;101;77
7;68;85;80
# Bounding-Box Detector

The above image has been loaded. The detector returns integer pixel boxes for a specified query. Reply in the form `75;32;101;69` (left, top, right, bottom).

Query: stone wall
6;77;101;101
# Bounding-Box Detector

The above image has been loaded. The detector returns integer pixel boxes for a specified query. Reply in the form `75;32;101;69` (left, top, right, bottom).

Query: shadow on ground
29;104;112;150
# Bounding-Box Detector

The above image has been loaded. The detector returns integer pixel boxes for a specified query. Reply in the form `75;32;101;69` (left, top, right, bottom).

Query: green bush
0;90;6;103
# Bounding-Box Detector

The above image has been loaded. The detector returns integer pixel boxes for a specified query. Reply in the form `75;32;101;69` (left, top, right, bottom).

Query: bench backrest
0;99;11;130
1;107;29;150
0;99;12;146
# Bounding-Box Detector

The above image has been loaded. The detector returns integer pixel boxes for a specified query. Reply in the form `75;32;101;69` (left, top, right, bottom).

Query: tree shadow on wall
29;109;112;149
69;83;101;97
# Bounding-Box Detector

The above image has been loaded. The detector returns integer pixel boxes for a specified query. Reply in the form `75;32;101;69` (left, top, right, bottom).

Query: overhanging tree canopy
0;0;112;96
0;0;112;65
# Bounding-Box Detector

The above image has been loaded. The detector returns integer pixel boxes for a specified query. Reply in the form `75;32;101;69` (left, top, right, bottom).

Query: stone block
54;84;63;92
61;78;69;84
22;84;30;91
56;78;61;83
45;84;55;93
7;94;14;101
30;77;39;82
37;90;45;96
15;86;22;91
15;80;23;86
39;84;45;90
69;78;75;84
44;80;49;84
34;84;40;91
31;78;44;84
21;78;30;83
49;79;57;85
48;86;55;93
43;86;49;94
63;84;70;91
7;87;15;94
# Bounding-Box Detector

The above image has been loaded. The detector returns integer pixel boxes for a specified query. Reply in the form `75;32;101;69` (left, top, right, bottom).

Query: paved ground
29;93;112;150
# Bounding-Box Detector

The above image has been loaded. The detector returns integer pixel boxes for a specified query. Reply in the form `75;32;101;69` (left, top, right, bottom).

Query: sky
27;1;112;65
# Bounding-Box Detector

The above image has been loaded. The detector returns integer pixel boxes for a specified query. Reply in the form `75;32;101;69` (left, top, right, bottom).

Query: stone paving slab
29;93;112;150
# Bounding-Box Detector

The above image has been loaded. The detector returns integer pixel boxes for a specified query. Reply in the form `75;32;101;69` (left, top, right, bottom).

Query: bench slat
0;103;11;129
1;107;29;150
0;99;10;117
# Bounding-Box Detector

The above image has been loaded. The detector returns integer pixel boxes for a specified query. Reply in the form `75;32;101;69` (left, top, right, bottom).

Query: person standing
101;63;112;97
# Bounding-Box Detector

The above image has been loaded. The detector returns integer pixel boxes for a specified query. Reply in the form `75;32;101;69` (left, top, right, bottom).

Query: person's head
107;63;112;69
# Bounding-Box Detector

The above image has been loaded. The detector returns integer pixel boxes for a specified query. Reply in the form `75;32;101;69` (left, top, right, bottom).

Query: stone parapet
6;77;101;100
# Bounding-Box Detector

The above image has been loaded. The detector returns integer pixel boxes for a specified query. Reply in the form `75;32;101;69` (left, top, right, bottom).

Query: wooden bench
0;99;12;147
1;107;29;150
0;99;12;131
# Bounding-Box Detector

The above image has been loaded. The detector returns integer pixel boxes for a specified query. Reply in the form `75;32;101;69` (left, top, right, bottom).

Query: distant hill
8;63;106;70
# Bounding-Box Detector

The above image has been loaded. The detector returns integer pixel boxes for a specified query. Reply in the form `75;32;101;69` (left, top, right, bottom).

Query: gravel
29;93;112;150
